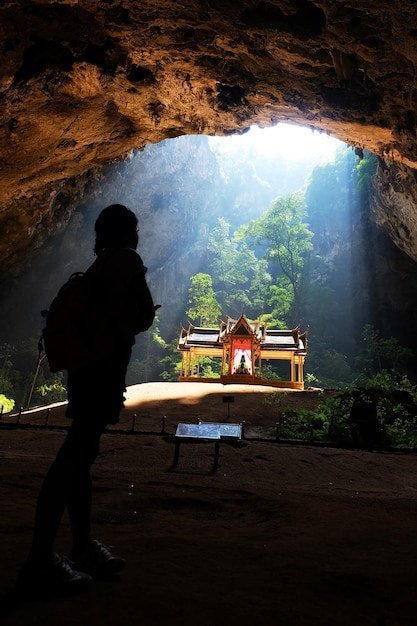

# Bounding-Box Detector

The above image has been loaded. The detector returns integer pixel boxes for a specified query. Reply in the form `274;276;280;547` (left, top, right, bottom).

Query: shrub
35;381;66;405
0;393;15;414
277;407;328;442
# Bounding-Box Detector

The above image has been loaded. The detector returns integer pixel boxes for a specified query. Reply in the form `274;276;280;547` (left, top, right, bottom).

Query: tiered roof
178;314;308;355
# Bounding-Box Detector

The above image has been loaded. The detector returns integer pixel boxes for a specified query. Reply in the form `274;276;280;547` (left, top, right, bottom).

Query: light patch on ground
124;381;295;408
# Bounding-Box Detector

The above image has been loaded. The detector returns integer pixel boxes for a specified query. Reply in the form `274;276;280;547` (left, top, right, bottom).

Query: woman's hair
94;204;138;255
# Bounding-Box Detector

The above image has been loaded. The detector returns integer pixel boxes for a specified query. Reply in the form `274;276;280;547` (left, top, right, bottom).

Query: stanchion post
173;440;180;465
213;441;220;469
222;395;234;418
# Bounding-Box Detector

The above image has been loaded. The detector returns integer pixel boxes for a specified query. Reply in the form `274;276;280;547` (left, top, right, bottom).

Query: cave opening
3;120;402;409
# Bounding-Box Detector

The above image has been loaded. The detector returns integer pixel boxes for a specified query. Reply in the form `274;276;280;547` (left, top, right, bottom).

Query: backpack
42;271;115;372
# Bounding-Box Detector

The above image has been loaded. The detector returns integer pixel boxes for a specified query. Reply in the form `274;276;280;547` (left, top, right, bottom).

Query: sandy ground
1;382;417;626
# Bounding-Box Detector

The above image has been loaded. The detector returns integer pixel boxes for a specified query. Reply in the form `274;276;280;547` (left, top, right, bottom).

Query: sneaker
69;540;125;578
16;553;92;598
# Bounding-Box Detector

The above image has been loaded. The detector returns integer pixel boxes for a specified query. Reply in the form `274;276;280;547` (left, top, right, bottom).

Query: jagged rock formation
2;1;417;273
370;159;417;262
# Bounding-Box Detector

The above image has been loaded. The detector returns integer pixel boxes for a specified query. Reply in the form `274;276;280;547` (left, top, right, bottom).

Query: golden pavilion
177;314;308;389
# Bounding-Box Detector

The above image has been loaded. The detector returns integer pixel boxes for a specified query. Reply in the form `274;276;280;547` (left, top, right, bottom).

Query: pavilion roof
178;315;308;354
178;326;220;349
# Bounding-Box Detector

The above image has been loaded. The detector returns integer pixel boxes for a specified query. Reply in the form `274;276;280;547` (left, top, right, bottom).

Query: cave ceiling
2;0;417;275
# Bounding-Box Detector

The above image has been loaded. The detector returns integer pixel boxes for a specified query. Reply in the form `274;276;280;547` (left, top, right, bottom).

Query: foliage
315;374;417;449
354;324;414;380
259;362;283;380
263;368;417;449
150;313;168;350
186;273;222;326
356;153;378;191
264;391;328;442
306;348;354;389
0;339;57;408
362;371;417;448
207;217;239;295
277;407;328;442
208;217;272;318
126;358;148;385
315;393;354;446
193;356;221;379
0;393;15;413
0;343;14;376
35;380;66;404
0;343;16;399
365;370;417;401
239;191;313;320
294;389;389;449
159;339;183;382
267;280;293;322
127;312;168;384
0;374;14;398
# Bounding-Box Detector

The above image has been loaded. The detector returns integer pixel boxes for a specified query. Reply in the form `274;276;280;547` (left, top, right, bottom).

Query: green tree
267;279;293;325
128;312;166;384
207;217;238;293
186;273;222;326
159;338;182;382
208;217;272;318
240;191;313;320
245;255;271;317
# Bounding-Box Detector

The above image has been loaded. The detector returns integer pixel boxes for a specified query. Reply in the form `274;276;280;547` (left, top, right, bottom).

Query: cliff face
370;160;417;262
2;1;417;275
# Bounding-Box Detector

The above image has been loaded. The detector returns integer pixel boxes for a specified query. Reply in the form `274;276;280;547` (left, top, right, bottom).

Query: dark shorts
65;342;132;426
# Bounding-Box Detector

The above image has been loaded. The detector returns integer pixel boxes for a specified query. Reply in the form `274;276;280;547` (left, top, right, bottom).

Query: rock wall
370;160;417;263
2;1;417;274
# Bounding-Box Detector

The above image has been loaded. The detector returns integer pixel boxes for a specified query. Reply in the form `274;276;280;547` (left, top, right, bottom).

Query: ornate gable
230;314;253;337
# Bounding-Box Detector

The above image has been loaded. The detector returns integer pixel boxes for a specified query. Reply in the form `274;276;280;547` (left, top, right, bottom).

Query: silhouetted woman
17;204;156;596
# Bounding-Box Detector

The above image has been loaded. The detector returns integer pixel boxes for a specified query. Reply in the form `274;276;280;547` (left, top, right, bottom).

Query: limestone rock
2;1;417;272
